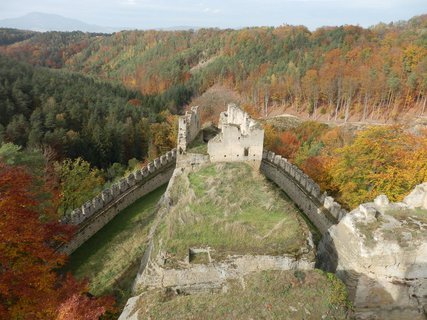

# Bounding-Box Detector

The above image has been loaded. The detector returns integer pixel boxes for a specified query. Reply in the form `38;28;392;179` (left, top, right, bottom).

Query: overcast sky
0;0;426;30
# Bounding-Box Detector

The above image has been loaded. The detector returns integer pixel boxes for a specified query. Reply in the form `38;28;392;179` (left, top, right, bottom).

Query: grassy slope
64;185;167;305
134;270;350;320
155;163;311;265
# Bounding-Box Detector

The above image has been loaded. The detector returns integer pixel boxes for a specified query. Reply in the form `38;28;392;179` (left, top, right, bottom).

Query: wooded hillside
0;55;182;169
1;14;427;120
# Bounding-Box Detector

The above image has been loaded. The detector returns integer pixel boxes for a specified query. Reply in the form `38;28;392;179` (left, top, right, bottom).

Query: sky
0;0;426;30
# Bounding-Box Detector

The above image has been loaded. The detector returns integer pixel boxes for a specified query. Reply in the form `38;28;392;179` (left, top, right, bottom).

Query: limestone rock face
317;184;427;320
404;182;427;210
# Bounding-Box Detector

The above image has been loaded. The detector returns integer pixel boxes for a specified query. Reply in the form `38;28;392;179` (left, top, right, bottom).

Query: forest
264;122;427;209
0;54;189;166
1;14;427;120
0;14;427;319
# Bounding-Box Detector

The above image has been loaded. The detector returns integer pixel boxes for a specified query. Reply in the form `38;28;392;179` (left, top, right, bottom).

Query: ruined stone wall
176;153;210;169
130;164;316;297
260;150;346;234
58;149;177;255
208;104;264;166
177;106;201;154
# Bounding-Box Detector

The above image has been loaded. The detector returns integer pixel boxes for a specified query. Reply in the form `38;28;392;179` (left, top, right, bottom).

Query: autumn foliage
0;163;114;319
330;126;427;208
265;129;301;160
266;123;427;209
56;278;115;320
3;16;427;121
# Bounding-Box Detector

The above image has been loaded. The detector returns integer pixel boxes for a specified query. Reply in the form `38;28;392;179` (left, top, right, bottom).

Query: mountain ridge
0;12;119;33
0;12;202;33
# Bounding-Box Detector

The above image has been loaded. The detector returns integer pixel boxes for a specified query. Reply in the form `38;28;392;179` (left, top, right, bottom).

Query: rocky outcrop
404;183;427;209
317;183;427;320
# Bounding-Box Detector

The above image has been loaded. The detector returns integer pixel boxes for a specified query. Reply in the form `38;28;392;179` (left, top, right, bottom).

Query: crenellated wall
176;105;208;169
260;150;346;234
58;149;177;255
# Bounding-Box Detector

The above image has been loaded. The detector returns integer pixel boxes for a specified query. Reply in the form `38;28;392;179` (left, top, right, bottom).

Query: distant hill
158;26;200;31
0;12;118;33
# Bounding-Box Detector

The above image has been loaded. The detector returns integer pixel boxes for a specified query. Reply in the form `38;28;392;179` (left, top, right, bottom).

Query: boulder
404;182;427;209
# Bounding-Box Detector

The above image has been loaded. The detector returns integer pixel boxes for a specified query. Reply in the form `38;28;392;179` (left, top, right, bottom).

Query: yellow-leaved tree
330;126;427;209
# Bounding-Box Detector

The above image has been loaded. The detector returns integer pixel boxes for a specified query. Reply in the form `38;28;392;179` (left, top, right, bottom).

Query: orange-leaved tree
0;162;114;319
275;131;301;161
56;276;115;320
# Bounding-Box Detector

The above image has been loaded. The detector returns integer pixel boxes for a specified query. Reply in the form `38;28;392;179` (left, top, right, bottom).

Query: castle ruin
208;104;264;167
58;101;427;320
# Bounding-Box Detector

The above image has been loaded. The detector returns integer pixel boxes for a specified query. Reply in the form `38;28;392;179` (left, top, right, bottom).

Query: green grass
188;164;216;196
64;185;167;306
133;270;350;319
155;163;310;264
187;142;208;155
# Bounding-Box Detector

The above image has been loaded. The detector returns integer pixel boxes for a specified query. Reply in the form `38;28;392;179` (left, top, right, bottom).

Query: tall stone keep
177;106;200;154
208;104;264;168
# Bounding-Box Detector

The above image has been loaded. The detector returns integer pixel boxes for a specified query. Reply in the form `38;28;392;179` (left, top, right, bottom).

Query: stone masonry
208;104;264;168
59;101;427;320
177;106;201;154
261;150;347;234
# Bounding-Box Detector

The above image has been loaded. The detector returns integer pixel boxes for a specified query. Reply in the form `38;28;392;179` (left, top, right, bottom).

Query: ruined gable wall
58;149;177;255
177;117;188;152
208;104;264;166
187;106;200;145
227;104;248;130
208;125;264;164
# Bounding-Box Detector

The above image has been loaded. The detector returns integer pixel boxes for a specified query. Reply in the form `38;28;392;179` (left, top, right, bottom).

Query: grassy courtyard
155;162;311;265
